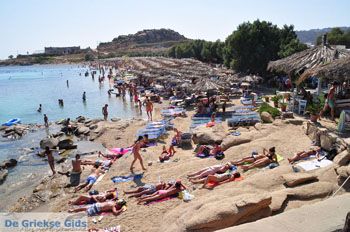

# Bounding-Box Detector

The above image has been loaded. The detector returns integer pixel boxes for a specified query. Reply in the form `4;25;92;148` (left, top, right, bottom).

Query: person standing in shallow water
102;104;108;120
45;146;56;175
44;114;49;127
82;91;86;102
144;97;153;121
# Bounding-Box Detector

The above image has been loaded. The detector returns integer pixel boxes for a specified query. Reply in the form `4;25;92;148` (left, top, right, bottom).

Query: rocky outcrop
97;29;188;55
57;139;77;150
39;138;59;149
192;124;226;145
221;135;252;151
2;125;28;138
0;159;18;169
75;126;90;136
282;173;318;187
0;169;8;184
161;194;272;232
333;150;350;166
260;112;273;123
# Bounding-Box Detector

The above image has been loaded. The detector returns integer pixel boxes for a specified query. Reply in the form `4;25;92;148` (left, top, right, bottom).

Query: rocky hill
97;29;189;56
296;27;350;45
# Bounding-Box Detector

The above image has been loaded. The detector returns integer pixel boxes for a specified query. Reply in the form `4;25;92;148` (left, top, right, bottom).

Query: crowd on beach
27;60;342;232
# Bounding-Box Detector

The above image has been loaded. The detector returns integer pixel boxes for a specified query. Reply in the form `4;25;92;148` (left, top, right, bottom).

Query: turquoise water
0;64;140;124
0;64;142;211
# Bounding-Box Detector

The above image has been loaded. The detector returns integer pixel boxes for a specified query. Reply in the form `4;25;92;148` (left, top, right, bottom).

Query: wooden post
317;78;322;96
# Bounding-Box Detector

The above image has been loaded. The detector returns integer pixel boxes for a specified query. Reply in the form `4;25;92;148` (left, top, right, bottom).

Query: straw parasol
267;45;350;76
296;57;350;84
193;78;224;92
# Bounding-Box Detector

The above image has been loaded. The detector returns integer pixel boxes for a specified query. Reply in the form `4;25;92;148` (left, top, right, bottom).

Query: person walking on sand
144;97;153;121
82;91;86;102
37;104;42;113
319;81;339;121
45;146;56;175
102;104;108;120
44;114;49;127
130;136;147;172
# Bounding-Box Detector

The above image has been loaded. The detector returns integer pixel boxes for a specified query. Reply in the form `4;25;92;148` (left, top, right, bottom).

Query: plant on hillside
258;102;281;118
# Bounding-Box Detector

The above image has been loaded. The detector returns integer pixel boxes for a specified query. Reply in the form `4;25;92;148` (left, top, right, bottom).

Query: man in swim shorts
68;199;127;216
74;164;102;192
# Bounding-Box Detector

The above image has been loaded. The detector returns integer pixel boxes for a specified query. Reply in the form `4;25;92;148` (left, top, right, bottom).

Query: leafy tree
316;27;350;47
224;20;305;74
85;53;95;61
8;55;14;59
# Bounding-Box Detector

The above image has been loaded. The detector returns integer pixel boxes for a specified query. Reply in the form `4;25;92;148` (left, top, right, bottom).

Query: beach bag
215;152;225;160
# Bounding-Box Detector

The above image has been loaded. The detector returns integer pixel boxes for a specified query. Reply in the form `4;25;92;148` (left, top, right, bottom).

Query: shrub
258;102;281;118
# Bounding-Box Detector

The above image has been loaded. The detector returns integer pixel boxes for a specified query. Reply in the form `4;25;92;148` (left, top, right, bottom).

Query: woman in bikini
188;162;232;182
231;150;266;166
124;182;166;198
137;181;186;204
191;170;241;189
288;147;321;164
69;188;118;205
241;147;277;171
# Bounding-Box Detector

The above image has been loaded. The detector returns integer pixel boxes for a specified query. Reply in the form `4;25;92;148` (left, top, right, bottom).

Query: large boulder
333;150;350;166
75;126;90;135
260;112;273;123
39;138;59;149
0;159;18;169
0;169;8;185
221;135;252;151
57;139;77;150
161;194;272;232
286;181;336;199
320;132;337;151
192;124;226;145
282;173;318;187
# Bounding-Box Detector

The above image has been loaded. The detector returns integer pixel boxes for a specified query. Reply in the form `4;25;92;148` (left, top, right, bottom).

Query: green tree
8;55;14;59
316;28;350;47
224;20;306;74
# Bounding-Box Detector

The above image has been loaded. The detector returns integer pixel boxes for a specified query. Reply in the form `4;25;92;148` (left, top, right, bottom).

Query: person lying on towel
190;168;241;189
159;146;175;162
288;146;321;164
68;199;127;217
137;180;186;204
74;164;103;192
69;188;118;205
241;147;277;171
196;141;222;158
231;150;266;166
124;182;167;198
188;162;233;182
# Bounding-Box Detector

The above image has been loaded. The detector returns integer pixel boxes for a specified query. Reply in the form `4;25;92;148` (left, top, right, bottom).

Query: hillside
296;26;350;45
97;29;189;56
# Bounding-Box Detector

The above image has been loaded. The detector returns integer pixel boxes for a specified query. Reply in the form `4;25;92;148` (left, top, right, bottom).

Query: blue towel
111;173;143;183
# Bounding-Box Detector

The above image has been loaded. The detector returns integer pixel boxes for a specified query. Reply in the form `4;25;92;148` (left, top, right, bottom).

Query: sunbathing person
196;141;222;157
82;158;114;171
241;147;277;171
288;147;321;164
124;182;166;198
74;164;102;192
137;180;186;204
68;199;127;216
191;170;241;189
188;162;232;181
159;146;173;162
98;151;122;160
231;150;266;166
69;188;118;205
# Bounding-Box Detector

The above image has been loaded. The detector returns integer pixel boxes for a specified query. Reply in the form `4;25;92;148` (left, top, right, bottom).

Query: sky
0;0;349;59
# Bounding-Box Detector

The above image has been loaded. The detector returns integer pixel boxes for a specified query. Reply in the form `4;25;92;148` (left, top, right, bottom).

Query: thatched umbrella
193;79;224;92
241;75;263;83
297;57;350;84
267;45;350;76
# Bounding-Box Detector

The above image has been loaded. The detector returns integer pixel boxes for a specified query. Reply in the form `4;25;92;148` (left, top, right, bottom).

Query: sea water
0;64;141;211
0;64;140;124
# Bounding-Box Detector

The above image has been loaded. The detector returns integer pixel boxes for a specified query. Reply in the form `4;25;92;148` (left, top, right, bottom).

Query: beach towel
196;153;213;159
276;154;284;162
111;173;143;183
109;147;132;155
206;176;244;188
296;159;333;171
145;193;179;205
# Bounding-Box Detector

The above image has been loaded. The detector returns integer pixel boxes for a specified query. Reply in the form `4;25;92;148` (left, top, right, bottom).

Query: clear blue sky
0;0;349;59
